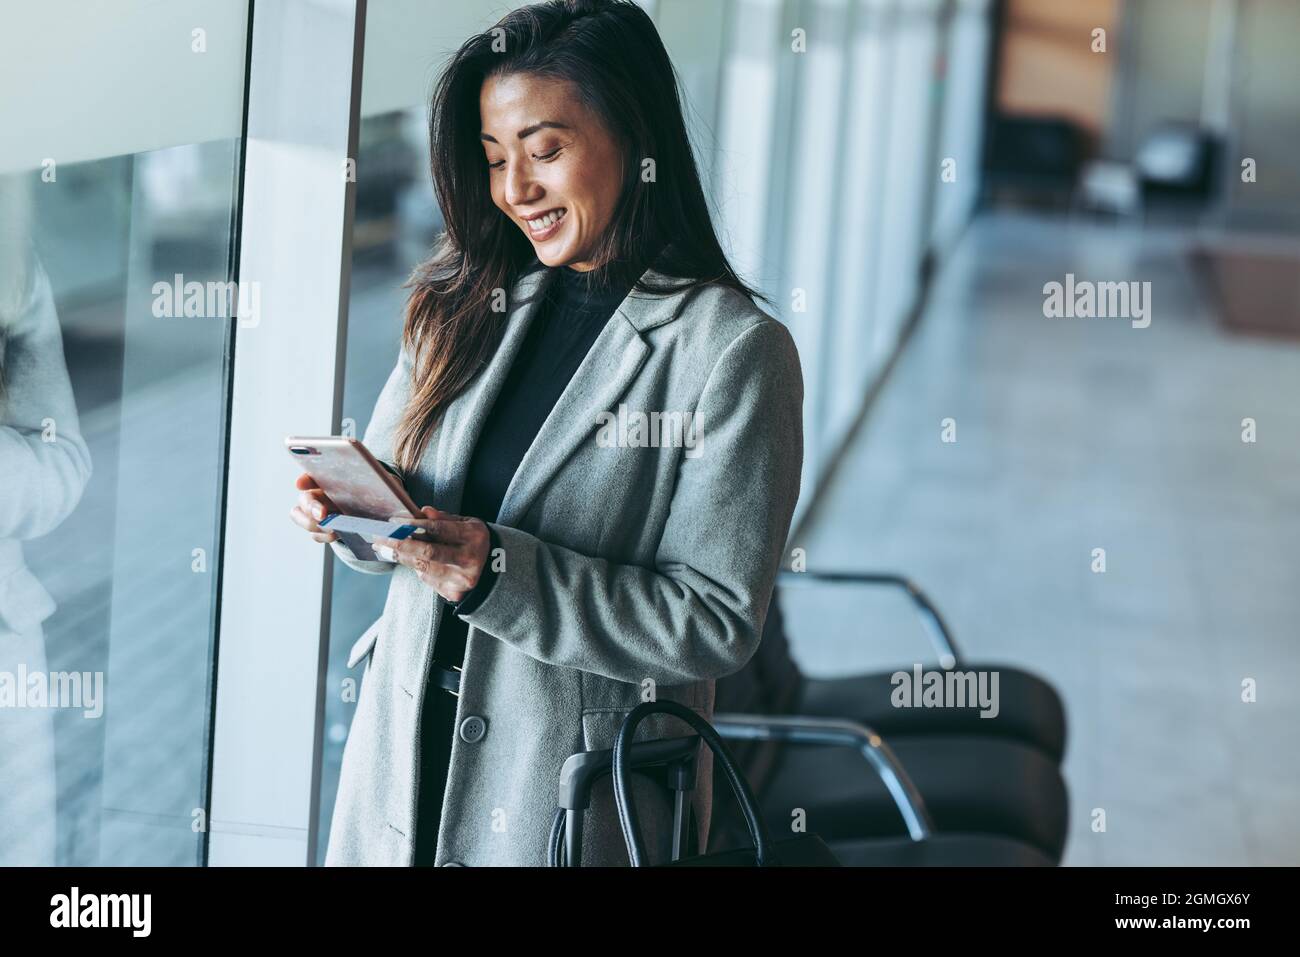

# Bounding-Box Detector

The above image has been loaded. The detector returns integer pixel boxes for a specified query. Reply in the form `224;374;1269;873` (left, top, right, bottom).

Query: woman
291;0;803;866
0;227;93;865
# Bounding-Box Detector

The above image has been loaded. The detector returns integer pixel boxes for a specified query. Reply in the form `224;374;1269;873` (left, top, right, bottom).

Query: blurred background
1;0;1296;866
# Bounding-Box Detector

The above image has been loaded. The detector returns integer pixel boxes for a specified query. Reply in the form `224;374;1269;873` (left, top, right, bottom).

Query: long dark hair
393;0;763;473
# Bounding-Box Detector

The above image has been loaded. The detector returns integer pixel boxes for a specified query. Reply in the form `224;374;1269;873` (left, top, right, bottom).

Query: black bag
612;700;841;867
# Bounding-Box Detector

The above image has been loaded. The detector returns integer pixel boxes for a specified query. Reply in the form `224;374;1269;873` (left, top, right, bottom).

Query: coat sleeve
327;344;414;575
460;318;804;685
0;254;92;541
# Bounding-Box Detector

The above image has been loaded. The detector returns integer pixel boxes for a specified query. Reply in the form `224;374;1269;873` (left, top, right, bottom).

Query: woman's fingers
295;474;338;515
376;536;461;568
390;514;477;545
297;488;336;523
374;535;476;596
392;549;468;594
372;511;488;600
289;504;338;543
290;476;337;542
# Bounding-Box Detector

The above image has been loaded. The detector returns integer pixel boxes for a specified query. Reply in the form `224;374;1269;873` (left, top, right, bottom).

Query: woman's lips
524;207;567;242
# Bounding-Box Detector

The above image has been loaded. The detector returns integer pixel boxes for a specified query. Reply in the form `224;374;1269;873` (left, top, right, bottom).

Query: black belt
430;663;462;696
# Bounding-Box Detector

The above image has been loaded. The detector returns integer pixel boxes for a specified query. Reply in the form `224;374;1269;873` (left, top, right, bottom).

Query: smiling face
479;72;625;272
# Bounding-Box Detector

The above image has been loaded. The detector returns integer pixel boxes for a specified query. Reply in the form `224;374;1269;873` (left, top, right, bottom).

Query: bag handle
612;700;777;866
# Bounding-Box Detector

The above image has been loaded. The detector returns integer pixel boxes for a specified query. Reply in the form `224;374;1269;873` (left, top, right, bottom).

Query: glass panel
0;2;249;865
873;2;942;350
780;0;852;478
826;0;899;461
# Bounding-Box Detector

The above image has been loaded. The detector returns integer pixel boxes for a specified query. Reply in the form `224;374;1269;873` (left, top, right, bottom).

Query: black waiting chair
984;113;1089;207
1134;122;1222;208
775;572;1066;760
712;714;1055;866
708;572;1069;862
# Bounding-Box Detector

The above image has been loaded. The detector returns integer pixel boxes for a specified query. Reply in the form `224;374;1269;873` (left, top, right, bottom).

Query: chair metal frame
777;569;961;668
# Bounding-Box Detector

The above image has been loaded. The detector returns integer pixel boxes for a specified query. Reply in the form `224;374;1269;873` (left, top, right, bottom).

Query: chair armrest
711;712;935;841
778;569;961;668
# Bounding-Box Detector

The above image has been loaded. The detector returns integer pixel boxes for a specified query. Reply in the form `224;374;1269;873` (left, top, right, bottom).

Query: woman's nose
503;164;541;208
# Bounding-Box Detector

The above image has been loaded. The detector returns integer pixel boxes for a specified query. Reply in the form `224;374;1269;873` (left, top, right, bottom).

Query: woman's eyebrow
480;120;572;143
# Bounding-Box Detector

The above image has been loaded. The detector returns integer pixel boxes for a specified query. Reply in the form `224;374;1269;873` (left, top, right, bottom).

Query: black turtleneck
430;263;635;669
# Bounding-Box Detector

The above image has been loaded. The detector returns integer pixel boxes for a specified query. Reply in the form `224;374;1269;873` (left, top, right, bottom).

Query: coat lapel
429;262;691;525
495;310;648;527
494;264;691;527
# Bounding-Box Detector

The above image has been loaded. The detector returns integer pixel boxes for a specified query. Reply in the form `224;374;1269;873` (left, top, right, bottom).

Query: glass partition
0;0;250;865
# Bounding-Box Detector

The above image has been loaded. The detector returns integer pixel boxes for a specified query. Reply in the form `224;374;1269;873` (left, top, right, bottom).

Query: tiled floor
792;210;1300;866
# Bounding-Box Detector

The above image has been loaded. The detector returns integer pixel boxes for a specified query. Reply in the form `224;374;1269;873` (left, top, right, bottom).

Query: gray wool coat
323;263;803;867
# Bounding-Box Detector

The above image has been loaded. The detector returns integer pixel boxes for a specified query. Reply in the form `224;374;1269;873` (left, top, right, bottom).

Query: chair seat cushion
760;735;1069;860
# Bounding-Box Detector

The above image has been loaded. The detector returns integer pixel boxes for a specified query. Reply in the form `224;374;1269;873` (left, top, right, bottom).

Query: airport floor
791;208;1300;866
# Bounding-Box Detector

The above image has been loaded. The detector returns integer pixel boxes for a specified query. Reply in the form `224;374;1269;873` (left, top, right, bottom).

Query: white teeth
527;209;565;232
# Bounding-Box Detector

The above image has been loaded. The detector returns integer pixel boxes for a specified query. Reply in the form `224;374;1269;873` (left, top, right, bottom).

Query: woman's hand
289;473;340;543
373;506;491;603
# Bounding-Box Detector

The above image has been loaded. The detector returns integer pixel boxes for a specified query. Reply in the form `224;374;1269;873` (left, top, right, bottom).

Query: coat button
458;715;486;743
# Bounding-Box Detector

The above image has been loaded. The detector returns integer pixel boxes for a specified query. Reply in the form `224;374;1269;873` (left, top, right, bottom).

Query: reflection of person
0;241;93;865
292;0;803;866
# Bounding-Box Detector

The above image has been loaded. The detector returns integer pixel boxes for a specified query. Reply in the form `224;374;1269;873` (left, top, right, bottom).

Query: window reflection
1;140;242;867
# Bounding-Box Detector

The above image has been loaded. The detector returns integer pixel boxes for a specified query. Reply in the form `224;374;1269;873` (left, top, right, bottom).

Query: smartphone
285;435;420;520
